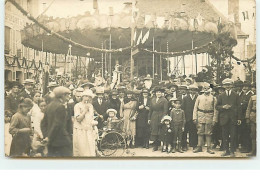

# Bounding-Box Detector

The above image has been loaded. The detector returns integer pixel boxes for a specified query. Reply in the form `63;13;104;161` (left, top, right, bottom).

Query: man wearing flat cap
216;78;241;157
41;86;73;157
178;85;188;101
18;79;35;101
181;84;199;151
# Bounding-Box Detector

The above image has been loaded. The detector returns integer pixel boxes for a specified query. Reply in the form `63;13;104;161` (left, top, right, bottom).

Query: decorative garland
141;41;215;57
5;56;43;70
7;0;134;53
231;54;256;63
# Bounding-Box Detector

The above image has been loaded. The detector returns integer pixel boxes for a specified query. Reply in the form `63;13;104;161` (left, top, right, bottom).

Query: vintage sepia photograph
4;0;256;158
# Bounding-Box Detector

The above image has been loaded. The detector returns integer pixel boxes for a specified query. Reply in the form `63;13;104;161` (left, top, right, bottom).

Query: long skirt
73;128;96;157
10;133;31;157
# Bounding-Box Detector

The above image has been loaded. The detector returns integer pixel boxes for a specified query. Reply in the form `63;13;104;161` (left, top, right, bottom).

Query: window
4;26;11;54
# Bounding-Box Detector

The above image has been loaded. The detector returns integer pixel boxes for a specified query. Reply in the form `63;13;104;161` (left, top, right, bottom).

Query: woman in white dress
73;89;98;157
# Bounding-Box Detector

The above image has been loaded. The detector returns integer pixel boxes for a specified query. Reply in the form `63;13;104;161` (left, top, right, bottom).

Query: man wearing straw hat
18;79;35;101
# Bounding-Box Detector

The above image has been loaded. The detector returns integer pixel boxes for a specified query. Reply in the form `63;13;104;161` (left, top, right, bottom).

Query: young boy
160;115;174;153
170;98;186;153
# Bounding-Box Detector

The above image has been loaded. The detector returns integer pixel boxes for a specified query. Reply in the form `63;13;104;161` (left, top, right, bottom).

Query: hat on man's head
104;88;111;93
178;85;187;90
96;87;105;94
141;88;149;94
153;86;165;93
47;82;58;88
188;84;199;90
167;83;178;89
125;90;133;94
23;79;35;85
111;89;118;95
222;78;234;85
75;87;84;93
53;86;71;98
234;80;243;87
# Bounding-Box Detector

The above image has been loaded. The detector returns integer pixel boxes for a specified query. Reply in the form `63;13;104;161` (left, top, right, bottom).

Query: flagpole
153;36;155;79
130;1;135;80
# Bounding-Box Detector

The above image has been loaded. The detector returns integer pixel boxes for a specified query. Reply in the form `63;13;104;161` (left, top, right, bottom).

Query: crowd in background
4;74;257;157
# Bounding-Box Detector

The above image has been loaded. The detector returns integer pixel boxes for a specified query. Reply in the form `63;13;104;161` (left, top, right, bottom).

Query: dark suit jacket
18;89;33;101
239;91;253;118
108;98;121;118
5;93;19;116
136;97;151;128
41;98;72;147
92;98;109;118
216;91;241;126
181;94;198;121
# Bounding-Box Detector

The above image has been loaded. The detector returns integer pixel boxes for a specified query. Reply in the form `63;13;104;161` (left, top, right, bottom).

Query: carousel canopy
21;0;237;58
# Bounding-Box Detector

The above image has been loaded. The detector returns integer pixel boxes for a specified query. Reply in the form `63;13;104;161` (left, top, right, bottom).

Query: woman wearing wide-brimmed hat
73;89;98;157
120;89;138;148
9;98;34;157
148;86;168;151
136;88;151;149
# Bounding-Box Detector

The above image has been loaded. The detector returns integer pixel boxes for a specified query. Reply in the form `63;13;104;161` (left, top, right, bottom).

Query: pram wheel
99;131;126;157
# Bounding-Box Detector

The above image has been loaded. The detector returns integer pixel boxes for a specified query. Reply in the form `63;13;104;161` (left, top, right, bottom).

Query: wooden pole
152;36;155;78
195;53;198;75
183;55;185;75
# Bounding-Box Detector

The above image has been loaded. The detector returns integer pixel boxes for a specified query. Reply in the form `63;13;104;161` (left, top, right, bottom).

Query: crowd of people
4;74;257;157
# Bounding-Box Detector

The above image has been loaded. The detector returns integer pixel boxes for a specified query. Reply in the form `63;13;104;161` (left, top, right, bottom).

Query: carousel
8;0;239;83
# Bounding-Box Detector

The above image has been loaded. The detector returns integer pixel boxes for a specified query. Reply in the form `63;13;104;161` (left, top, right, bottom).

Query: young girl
9;98;34;157
160;115;174;153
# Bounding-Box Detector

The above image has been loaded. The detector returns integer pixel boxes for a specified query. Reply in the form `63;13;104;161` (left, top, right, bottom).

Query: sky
38;0;130;18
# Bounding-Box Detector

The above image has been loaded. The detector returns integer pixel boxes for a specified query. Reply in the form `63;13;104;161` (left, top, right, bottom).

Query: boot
206;136;214;154
172;144;176;153
162;145;167;152
193;146;202;153
178;143;184;153
167;145;172;153
145;140;149;149
207;147;215;154
153;140;159;151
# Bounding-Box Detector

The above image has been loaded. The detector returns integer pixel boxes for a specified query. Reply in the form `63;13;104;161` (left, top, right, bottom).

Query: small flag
133;30;137;44
142;29;150;44
136;31;142;45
